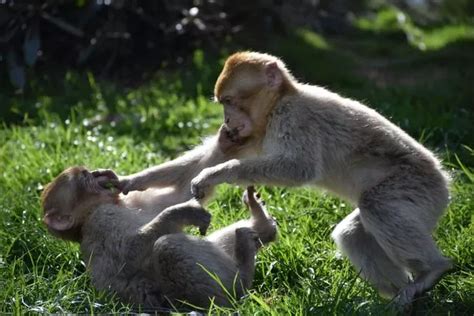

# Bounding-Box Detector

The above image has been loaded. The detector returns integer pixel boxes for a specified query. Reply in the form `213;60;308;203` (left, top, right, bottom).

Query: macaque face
41;166;119;241
215;54;285;141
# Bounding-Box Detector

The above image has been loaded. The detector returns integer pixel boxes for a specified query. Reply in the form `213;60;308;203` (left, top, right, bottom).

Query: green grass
1;16;474;314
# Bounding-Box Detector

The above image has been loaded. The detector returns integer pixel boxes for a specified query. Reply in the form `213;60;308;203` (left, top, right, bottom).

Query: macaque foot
242;186;265;209
193;207;212;236
394;283;419;307
394;260;453;307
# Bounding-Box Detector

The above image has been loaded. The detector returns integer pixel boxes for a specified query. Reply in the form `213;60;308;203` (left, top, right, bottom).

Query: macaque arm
122;135;228;193
138;199;211;239
191;155;319;199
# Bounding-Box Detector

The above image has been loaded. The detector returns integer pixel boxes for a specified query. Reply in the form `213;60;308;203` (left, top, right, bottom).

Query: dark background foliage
2;0;472;90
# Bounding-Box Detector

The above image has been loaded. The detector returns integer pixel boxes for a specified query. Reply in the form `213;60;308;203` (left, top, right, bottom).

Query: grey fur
188;72;452;305
45;167;277;309
119;55;451;305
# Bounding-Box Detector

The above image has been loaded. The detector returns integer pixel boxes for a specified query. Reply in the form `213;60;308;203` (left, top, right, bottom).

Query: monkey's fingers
199;225;208;236
190;182;206;200
91;169;119;180
118;178;146;195
97;177;121;190
119;180;131;195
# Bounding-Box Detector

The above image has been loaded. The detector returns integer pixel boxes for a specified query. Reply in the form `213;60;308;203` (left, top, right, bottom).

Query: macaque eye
221;96;232;106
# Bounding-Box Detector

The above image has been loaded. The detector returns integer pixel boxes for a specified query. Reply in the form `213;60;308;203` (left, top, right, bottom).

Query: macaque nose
225;118;230;124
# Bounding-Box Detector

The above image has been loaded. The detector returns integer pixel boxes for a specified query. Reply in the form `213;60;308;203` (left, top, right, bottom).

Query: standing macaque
41;166;277;309
118;52;452;306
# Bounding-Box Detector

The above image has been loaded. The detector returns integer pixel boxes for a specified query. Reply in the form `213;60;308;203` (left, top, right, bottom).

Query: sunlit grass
1;23;473;314
355;6;474;50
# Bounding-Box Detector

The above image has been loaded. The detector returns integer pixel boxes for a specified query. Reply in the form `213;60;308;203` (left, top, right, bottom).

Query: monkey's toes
243;186;265;208
242;189;250;207
393;284;418;310
197;211;212;235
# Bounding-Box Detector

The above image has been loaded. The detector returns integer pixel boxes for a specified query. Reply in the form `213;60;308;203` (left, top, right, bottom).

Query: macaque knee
143;199;211;236
332;210;412;298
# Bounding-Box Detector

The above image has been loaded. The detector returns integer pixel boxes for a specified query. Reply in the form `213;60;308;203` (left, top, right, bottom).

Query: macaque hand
119;176;148;195
190;167;218;200
91;169;121;191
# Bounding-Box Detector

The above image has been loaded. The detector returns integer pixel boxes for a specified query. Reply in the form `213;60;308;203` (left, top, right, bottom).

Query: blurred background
1;1;473;148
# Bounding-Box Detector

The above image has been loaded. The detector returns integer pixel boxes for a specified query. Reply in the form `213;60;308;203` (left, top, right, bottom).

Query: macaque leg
331;209;411;298
359;184;452;306
242;186;277;244
242;186;266;220
139;199;211;238
234;227;260;289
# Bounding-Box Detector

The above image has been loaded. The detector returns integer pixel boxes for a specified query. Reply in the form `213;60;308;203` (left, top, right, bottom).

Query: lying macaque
41;166;277;309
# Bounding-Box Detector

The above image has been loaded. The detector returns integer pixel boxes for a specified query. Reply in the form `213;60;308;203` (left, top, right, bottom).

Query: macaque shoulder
263;95;320;154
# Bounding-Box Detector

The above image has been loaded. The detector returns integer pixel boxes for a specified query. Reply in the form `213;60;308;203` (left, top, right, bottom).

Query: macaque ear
43;210;74;231
265;61;283;89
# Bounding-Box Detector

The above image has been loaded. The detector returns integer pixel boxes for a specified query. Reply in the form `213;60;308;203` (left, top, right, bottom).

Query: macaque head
41;166;119;241
214;52;295;141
